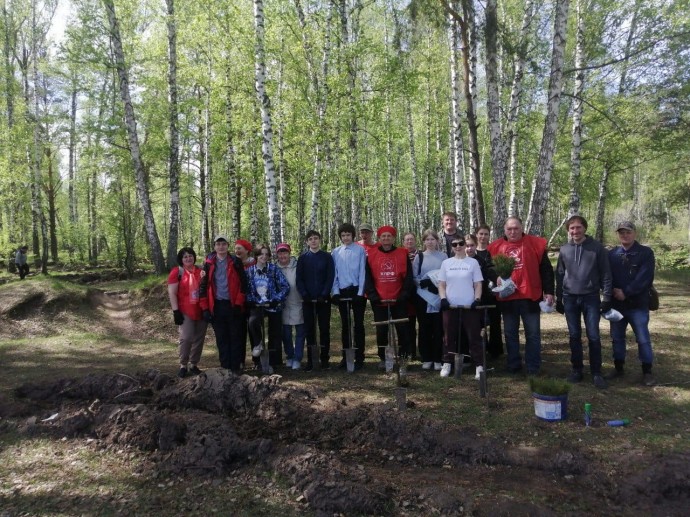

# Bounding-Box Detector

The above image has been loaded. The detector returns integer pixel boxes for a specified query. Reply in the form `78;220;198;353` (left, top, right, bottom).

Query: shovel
341;297;356;373
373;300;409;387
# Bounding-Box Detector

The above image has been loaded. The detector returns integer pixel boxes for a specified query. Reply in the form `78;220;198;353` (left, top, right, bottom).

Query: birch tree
253;0;281;246
165;0;180;269
525;0;570;236
568;0;585;218
103;0;165;273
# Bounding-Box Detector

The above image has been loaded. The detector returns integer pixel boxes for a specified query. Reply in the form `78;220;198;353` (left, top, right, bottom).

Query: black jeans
211;300;244;371
248;307;284;366
371;301;410;360
303;300;332;366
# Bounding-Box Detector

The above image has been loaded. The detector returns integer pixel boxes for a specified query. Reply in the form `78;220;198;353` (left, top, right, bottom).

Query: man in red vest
365;226;415;372
488;217;554;374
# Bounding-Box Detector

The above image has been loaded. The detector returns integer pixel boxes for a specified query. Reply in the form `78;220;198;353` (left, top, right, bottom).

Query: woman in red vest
168;247;207;378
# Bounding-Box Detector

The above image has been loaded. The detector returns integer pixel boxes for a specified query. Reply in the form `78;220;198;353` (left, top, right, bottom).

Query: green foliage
529;376;571;396
492;253;516;279
653;243;690;270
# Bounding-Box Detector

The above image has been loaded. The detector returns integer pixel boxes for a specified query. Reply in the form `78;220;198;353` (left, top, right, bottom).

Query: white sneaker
422;362;433;370
285;358;293;366
251;343;264;358
475;365;484;381
440;363;452;378
434;362;443;371
292;360;301;370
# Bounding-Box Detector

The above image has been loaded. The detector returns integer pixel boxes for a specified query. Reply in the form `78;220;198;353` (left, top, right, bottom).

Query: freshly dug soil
10;369;690;515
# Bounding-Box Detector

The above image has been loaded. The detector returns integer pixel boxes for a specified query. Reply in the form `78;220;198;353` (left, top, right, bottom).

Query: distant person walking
168;247;207;378
606;221;657;386
15;246;29;280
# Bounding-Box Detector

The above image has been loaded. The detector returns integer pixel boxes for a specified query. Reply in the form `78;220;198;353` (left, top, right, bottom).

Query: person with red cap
364;226;415;372
276;242;305;370
199;235;248;372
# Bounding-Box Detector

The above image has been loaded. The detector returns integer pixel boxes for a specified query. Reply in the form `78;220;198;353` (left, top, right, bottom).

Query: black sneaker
566;370;583;383
604;369;624;381
321;361;331;370
354;363;364;371
643;373;656;386
303;363;314;372
177;367;187;378
188;365;202;375
592;375;608;389
338;360;347;370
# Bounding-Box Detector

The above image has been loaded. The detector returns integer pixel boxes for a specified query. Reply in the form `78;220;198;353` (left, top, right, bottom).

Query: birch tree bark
444;0;484;229
295;0;332;232
253;0;281;247
568;0;585;217
103;0;165;273
447;9;465;221
525;0;570;236
224;68;240;239
484;0;507;234
165;0;180;269
68;76;78;226
507;0;535;223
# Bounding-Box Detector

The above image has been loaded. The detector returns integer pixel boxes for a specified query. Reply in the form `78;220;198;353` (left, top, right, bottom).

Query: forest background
1;0;689;275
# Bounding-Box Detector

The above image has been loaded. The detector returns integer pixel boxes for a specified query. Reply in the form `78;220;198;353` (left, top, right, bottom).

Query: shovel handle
372;318;409;326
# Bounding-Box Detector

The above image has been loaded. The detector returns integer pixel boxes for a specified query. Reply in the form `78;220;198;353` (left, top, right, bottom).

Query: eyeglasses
451;241;465;247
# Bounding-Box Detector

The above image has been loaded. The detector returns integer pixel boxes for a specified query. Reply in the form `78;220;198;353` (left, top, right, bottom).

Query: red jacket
487;234;550;302
199;252;247;314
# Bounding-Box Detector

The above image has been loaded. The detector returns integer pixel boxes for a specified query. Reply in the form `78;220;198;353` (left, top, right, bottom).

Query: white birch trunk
568;0;585;217
593;164;610;242
253;0;281;247
165;0;180;268
68;80;77;225
507;0;535;222
224;68;240;239
448;10;465;219
484;0;506;235
103;0;165;273
525;0;570;236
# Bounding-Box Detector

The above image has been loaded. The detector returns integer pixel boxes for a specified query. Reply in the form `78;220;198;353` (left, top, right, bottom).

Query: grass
1;270;689;514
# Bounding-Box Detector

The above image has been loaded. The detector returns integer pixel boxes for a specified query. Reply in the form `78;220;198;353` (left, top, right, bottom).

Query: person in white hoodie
556;215;612;389
276;243;305;370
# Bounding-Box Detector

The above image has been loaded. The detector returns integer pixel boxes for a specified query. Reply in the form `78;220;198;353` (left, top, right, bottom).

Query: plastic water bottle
584;403;592;427
607;419;630;427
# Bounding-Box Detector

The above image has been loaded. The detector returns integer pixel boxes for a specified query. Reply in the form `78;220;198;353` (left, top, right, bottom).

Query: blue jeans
282;324;305;362
564;293;602;374
610;309;653;365
501;299;541;372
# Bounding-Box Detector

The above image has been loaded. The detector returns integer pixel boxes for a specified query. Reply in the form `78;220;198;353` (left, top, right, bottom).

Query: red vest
367;246;409;301
487;234;547;302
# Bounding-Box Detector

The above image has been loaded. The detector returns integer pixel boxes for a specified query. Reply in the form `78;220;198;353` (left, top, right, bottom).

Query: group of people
167;211;658;387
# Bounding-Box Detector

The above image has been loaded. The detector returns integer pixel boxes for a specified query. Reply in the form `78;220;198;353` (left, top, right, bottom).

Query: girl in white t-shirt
437;237;485;380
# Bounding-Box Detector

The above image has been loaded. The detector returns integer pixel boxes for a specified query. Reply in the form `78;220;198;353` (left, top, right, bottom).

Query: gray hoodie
556;236;612;299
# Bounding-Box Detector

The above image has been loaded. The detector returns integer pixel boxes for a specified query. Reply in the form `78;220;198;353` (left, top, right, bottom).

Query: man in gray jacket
556;215;612;389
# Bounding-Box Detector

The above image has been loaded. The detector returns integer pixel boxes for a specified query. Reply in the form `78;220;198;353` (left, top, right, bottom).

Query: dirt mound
13;368;686;515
